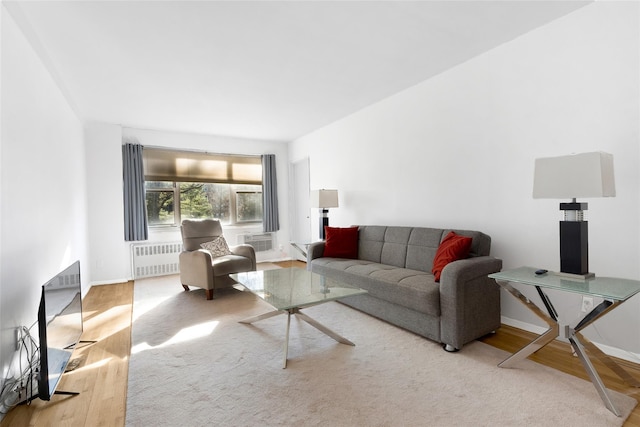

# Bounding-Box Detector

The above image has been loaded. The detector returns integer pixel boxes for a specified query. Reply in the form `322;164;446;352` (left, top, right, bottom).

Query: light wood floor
2;260;639;426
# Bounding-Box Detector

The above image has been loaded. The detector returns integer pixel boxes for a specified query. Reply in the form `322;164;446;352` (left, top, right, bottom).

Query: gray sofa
307;225;502;351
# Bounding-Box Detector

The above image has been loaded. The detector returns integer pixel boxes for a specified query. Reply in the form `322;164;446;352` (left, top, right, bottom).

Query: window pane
145;181;174;190
145;181;263;226
146;190;174;225
179;183;230;223
236;191;263;222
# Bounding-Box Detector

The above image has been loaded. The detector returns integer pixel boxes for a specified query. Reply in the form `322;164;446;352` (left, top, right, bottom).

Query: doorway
289;158;311;261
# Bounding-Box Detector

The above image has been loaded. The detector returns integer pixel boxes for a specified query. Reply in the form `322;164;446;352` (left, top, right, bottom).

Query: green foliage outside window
145;181;261;226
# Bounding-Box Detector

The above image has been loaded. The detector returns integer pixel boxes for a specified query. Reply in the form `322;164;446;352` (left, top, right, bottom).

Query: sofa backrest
357;225;491;273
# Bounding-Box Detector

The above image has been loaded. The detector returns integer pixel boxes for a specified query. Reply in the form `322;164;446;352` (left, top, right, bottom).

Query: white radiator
131;241;183;279
237;233;274;252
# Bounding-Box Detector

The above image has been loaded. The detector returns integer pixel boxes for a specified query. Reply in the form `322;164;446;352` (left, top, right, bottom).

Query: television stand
64;339;97;350
53;390;79;397
18;389;79;405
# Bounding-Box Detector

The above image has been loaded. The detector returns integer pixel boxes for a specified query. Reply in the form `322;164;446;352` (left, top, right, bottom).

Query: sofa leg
205;289;214;300
443;344;459;353
182;284;190;292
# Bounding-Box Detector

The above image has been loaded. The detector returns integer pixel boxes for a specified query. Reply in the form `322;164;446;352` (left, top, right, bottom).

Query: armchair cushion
201;236;232;257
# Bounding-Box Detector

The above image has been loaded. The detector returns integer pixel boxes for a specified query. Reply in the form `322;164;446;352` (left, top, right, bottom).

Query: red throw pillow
432;231;473;282
323;226;359;259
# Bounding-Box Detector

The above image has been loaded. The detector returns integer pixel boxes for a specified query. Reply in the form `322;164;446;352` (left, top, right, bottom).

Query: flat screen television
36;260;83;401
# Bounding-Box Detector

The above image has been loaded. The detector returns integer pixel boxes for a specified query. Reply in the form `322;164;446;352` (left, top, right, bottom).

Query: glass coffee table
231;268;367;368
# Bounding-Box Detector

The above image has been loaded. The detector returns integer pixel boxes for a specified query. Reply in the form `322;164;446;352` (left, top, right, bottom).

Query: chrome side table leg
499;324;559;368
496;280;559;367
569;334;620;417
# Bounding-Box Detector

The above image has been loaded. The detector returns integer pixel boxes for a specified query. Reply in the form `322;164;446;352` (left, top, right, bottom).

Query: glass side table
290;242;311;258
489;266;640;416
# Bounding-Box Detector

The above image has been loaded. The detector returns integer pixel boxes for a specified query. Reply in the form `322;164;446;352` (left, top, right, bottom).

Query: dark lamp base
559;221;589;276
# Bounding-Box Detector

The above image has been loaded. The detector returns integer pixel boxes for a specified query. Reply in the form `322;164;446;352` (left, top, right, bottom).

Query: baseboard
500;316;548;336
501;316;640;365
89;277;133;286
256;256;293;263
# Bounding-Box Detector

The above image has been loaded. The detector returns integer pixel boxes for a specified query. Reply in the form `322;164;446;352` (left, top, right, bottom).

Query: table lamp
533;152;615;278
310;189;338;240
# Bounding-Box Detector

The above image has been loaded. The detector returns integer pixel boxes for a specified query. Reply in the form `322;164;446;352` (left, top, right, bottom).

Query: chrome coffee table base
232;269;366;369
240;306;355;369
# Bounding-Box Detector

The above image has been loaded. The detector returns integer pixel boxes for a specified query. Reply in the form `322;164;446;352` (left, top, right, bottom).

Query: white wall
84;125;291;284
1;5;87;394
85;122;130;284
290;2;640;357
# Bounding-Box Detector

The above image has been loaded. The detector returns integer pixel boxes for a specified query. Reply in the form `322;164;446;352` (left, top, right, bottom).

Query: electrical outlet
15;328;21;351
581;296;594;313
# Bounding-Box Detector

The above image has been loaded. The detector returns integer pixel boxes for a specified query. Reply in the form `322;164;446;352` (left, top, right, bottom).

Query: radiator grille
131;242;183;279
237;233;274;252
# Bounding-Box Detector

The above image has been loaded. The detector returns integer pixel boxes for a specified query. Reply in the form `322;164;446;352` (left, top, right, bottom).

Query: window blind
143;148;262;184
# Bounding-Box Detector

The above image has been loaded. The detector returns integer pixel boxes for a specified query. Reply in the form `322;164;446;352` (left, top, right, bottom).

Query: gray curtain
262;154;280;232
122;143;148;241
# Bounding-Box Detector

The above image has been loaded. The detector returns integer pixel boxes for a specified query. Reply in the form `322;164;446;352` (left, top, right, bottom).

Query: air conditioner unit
237;233;274;252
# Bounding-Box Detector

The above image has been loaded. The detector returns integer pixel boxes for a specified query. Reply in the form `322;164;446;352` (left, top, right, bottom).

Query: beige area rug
125;273;637;427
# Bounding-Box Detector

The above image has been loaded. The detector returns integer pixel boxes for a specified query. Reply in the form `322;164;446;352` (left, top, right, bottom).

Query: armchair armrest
306;241;326;269
439;256;503;350
179;249;214;289
230;244;257;271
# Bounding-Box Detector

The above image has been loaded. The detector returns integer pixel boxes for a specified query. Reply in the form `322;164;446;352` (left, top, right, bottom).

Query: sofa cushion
380;227;412;268
432;231;473;282
311;258;440;316
405;228;445;272
358;226;386;263
323;226;359;259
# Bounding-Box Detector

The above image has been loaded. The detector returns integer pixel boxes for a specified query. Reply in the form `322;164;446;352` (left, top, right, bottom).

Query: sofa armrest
439;256;503;350
306;241;326;269
230;244;257;271
179;249;214;289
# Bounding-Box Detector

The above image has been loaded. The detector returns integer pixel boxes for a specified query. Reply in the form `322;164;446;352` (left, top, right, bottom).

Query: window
145;181;175;225
143;149;263;227
236;191;263;223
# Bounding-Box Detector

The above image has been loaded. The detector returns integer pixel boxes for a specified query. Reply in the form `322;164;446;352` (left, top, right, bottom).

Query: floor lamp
310;189;339;240
533;152;615;278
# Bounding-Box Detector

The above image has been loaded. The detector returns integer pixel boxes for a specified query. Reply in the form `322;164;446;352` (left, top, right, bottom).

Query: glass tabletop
231;268;367;311
489;266;640;301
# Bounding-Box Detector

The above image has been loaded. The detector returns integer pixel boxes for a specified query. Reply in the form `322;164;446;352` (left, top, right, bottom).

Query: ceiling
5;1;589;142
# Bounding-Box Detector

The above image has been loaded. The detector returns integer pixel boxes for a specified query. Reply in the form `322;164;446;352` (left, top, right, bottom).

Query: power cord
0;324;39;415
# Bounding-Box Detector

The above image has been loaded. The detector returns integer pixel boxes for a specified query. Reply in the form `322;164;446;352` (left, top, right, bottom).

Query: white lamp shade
533;152;616;199
310;189;339;208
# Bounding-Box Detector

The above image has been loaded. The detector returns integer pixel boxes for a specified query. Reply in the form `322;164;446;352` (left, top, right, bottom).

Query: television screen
37;261;83;401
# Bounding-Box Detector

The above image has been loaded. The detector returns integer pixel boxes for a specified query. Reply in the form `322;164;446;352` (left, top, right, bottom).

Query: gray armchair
179;219;256;300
